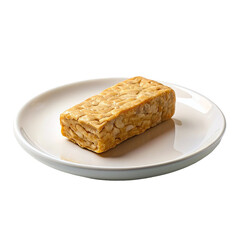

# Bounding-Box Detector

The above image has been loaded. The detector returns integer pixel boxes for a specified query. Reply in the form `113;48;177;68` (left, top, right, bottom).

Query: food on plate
60;76;176;153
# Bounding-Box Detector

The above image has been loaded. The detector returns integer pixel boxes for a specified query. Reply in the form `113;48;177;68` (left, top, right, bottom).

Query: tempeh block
60;76;176;153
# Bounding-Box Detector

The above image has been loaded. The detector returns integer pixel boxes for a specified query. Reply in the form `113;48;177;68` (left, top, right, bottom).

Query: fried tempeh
60;76;176;153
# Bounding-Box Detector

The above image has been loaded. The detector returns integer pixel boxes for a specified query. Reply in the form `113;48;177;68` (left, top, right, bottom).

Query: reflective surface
15;78;226;179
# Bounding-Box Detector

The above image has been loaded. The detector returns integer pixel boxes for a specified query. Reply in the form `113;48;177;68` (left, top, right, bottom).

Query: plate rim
14;77;226;171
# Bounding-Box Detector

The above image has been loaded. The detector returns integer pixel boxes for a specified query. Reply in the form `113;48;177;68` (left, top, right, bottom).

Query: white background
0;0;239;239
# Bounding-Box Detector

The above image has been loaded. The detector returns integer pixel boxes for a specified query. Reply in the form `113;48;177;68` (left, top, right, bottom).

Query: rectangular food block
60;76;176;153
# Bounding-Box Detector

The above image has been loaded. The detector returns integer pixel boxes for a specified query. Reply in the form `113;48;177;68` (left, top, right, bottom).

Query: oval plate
14;78;226;180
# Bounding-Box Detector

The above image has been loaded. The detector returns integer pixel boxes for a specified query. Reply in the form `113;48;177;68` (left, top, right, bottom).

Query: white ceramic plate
14;78;226;180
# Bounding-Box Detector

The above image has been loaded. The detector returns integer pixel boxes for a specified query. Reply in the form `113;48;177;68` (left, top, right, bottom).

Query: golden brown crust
60;77;176;153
